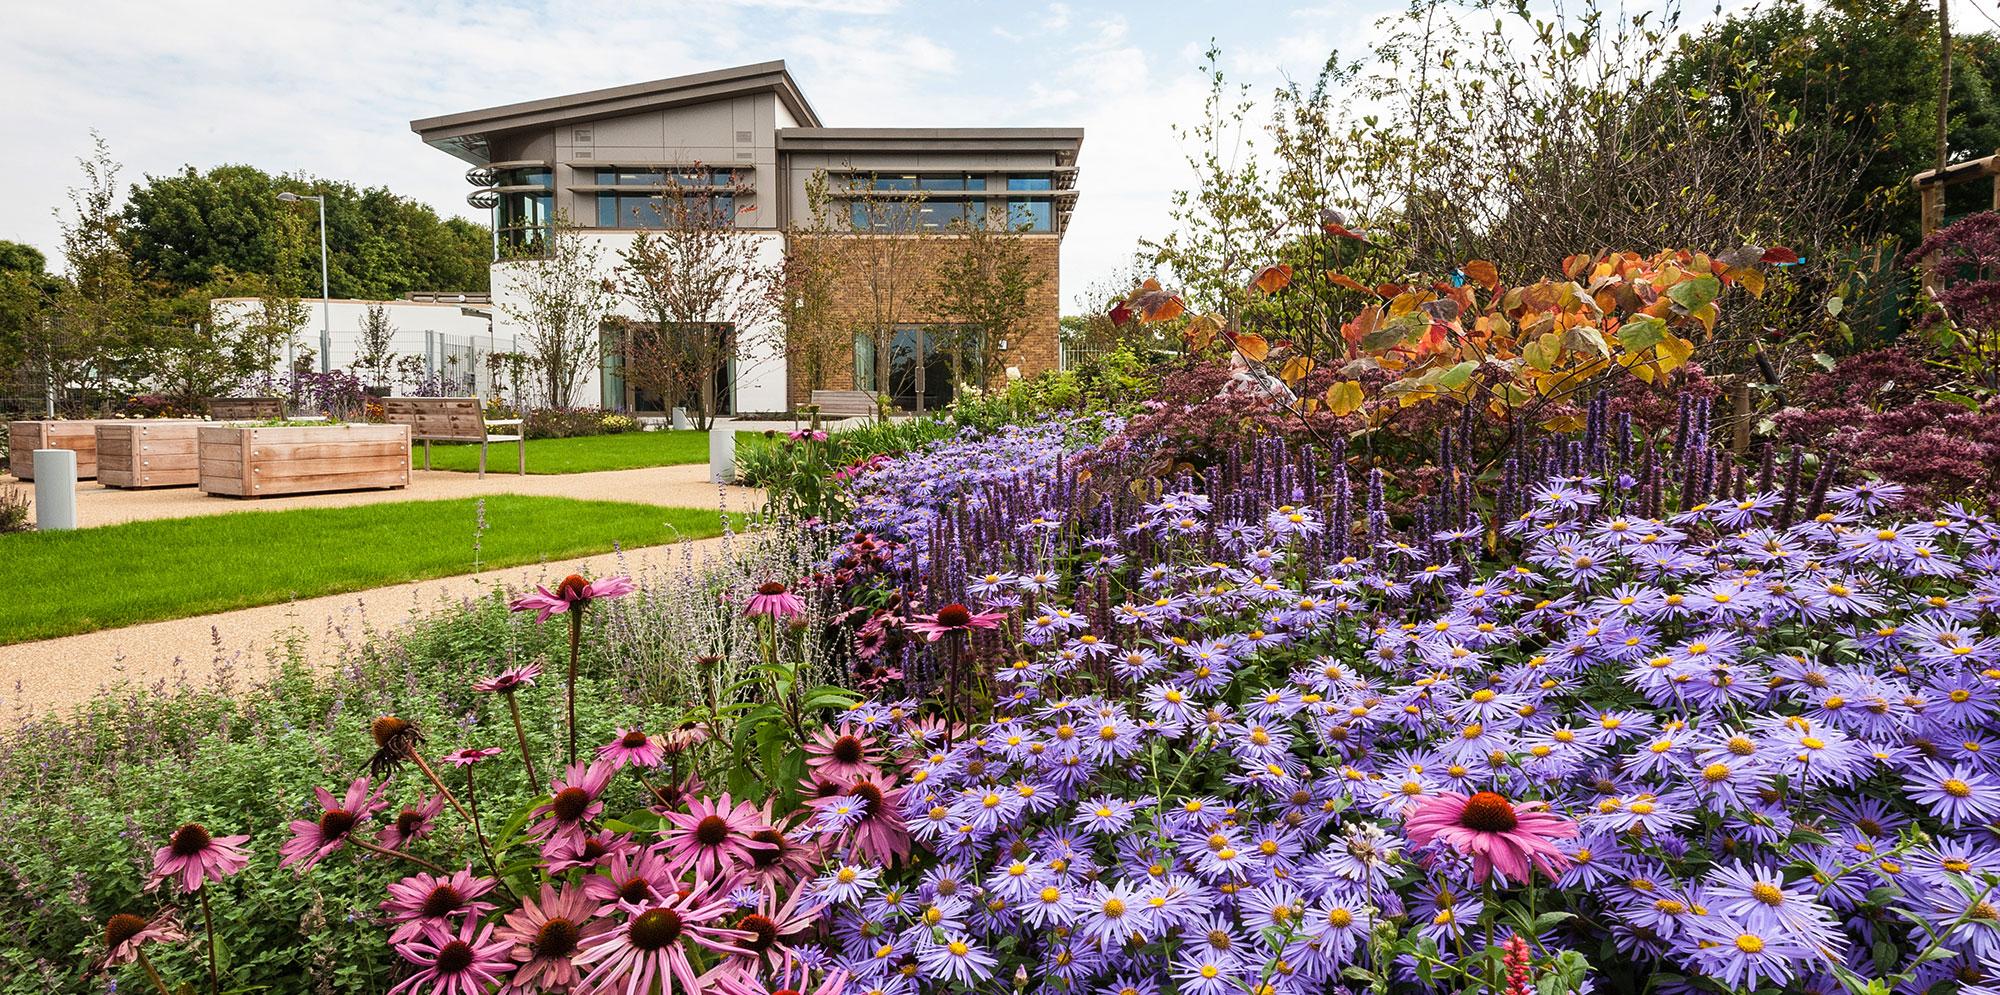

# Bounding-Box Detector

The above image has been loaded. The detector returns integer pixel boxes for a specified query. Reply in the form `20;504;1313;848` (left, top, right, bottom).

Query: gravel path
4;461;758;528
0;534;741;725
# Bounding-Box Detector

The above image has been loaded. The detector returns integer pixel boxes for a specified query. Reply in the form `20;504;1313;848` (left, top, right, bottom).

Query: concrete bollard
708;420;736;484
32;449;77;530
672;407;692;430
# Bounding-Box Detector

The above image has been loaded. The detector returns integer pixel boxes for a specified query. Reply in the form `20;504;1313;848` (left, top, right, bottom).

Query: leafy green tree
119;164;490;298
920;215;1044;392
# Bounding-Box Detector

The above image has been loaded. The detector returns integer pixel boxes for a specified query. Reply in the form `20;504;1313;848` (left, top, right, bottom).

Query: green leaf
1666;274;1721;311
1618;314;1667;351
1812;352;1838;371
1436;360;1477;390
1562;324;1610;358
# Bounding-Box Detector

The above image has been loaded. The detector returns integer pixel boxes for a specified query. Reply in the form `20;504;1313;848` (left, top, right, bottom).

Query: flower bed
197;423;411;498
25;392;2000;995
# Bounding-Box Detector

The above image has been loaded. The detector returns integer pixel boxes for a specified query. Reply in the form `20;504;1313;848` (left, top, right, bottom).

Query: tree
920;215;1043;392
120;164;490;297
255;207;312;374
498;214;616;409
614;180;781;429
778;171;846;407
45;133;147;413
355;303;397;389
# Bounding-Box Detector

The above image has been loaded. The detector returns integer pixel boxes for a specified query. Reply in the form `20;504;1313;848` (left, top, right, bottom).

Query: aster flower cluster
808;416;2000;995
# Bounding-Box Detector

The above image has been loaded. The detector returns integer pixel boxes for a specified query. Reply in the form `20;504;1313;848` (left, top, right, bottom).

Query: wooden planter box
96;421;207;489
198;423;411;498
8;419;115;480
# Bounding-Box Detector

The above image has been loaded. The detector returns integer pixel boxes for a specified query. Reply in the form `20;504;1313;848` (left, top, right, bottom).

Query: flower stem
505;691;540;790
135;948;172;995
409;751;473;825
349;835;447;874
566;610;583;768
463;768;512;899
199;887;219;995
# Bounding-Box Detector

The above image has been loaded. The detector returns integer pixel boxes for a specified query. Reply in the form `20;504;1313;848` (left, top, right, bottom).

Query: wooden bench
381;397;525;477
206;397;285;420
809;390;879;419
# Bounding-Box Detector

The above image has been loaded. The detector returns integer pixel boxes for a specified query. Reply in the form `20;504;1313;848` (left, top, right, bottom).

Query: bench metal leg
478;440;488;479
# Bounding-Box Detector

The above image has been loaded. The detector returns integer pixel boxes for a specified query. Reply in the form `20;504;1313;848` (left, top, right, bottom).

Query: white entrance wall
489;230;789;413
209;296;507;392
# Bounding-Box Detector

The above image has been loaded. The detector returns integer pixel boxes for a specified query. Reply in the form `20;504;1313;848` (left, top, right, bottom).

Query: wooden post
1731;380;1752;455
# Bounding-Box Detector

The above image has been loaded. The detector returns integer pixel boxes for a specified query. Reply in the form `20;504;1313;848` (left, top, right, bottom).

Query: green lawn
0;495;737;645
414;430;709;474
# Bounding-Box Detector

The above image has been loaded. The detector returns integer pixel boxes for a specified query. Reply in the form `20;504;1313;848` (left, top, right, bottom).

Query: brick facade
785;233;1062;410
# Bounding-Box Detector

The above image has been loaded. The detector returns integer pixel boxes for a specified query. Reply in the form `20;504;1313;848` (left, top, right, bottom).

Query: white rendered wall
210;297;503;387
489;230;789;412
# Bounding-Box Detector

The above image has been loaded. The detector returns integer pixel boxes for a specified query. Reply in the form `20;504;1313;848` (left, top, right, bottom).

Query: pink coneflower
804;725;884;785
280;777;388;871
381;866;498;944
368;715;428;777
1403;790;1578;884
660;719;714;757
497;883;606;993
807;775;913;866
658;794;774;879
906;603;1007;642
598;727;666;769
582;844;677;912
744;581;805;619
716;881;823;983
147;823;249;893
574;890;752;995
509;573;636;623
544;830;637;875
379;795;446;850
441;747;502;768
96;909;186;969
528;761;616;857
387;915;513;995
472;662;544;694
740;803;818;891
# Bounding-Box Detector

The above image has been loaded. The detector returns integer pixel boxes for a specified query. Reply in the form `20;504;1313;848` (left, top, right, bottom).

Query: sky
1;0;1981;309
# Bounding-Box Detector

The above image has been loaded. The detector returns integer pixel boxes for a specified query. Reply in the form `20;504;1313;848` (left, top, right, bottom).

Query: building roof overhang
776;127;1083;162
410;61;822;165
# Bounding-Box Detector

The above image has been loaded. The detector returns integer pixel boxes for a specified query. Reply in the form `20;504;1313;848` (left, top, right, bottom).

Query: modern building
409;60;1081;415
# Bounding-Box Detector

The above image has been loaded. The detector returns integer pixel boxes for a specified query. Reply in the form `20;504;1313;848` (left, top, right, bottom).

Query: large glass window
496;167;553;188
1007;199;1053;232
1006;174;1053;190
852;324;983;411
497;190;554;253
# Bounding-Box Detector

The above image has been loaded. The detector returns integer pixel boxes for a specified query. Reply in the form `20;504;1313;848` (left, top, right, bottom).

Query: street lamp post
277;191;332;373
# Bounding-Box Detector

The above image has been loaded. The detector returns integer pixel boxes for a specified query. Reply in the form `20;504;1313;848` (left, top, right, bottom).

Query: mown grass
413;430;709;474
0;495;737;644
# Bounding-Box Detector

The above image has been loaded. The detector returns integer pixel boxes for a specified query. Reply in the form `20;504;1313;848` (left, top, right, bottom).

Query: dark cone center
936;604;973;627
536;917;580;958
629;908;685;950
105;913;149;949
433;940;474;975
318;808;357;840
1459;791;1520;833
420;885;465;918
551;788;591;822
693;815;731;847
169;823;212;857
831;735;865;764
735;913;778;953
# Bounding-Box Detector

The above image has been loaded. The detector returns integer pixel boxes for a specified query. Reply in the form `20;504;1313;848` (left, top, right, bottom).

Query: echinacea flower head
1403;790;1577;884
510;573;636;623
598;727;666;770
746;581;806;619
280;776;388;871
659;793;774;878
906;603;1008;642
386;915;514;995
381;866;498;945
440;747;502;769
496;883;605;993
806;725;883;785
96;909;185;969
574;890;752;995
368;715;426;777
147;822;249;893
472;662;544;694
379;795;446;850
528;762;616;856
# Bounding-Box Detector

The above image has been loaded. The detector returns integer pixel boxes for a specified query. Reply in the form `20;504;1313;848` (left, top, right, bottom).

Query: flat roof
410;60;822;164
777;127;1083;158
